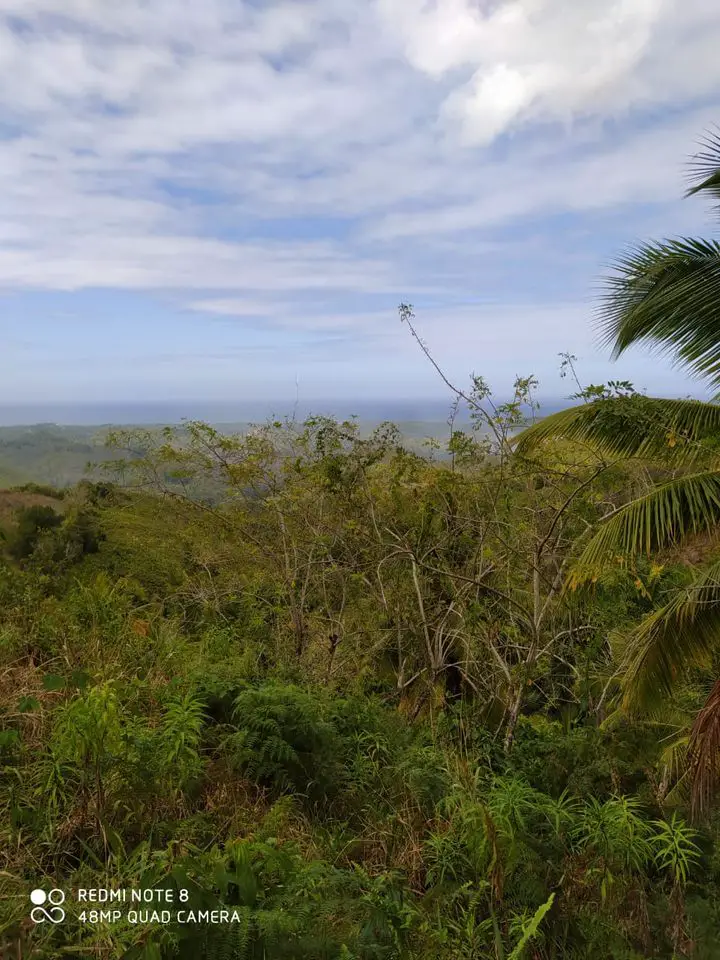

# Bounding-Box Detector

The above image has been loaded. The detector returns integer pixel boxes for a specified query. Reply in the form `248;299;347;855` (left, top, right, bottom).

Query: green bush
7;504;62;559
227;683;341;806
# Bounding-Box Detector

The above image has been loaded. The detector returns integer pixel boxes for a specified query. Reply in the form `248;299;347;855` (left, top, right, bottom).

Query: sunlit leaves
516;396;720;468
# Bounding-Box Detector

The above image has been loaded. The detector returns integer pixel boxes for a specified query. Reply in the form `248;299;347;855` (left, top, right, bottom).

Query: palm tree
516;129;720;817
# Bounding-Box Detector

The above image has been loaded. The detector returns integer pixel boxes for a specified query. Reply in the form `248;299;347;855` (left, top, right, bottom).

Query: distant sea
0;398;573;428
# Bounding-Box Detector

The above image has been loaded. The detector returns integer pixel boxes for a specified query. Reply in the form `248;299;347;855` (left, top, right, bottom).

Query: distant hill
0;424;109;488
0;399;575;489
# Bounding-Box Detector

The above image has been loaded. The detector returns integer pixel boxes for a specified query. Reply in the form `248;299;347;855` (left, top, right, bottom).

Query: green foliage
652;812;701;884
2;396;720;959
227;684;345;808
507;892;555;960
7;503;62;558
516;395;720;468
514;130;720;827
158;690;207;791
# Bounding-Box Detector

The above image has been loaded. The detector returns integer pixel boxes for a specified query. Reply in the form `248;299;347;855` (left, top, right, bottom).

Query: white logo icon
30;888;66;923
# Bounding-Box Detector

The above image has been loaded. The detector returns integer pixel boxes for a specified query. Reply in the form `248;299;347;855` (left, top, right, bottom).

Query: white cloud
188;299;286;318
377;0;699;145
0;0;717;352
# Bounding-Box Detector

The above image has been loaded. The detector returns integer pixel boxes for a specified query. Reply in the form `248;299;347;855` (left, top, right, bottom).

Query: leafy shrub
157;689;207;792
227;683;341;806
507;715;661;801
7;504;62;559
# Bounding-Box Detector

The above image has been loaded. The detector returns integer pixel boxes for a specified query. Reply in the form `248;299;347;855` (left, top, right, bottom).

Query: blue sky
1;0;719;406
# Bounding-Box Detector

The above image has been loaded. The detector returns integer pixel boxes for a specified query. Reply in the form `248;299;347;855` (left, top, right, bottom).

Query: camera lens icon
30;888;66;923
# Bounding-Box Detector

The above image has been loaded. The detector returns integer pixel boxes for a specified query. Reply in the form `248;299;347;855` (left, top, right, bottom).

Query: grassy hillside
0;411;719;959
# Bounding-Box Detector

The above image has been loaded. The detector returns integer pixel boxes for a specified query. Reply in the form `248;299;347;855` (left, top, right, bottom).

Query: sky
0;0;719;409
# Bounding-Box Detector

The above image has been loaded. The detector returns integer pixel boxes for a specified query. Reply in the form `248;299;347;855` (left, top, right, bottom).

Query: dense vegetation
0;422;457;491
3;132;720;959
0;390;718;959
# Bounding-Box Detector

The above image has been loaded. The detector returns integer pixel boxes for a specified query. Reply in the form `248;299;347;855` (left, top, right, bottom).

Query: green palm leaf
572;471;720;580
516;396;720;466
686;128;720;207
597;238;720;385
622;559;720;712
594;130;720;386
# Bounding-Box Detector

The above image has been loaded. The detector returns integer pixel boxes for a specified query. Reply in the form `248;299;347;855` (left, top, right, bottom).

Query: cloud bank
0;0;717;398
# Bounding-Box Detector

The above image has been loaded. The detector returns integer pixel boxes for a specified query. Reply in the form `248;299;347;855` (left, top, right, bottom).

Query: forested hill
0;415;530;489
0;424;110;488
1;408;720;959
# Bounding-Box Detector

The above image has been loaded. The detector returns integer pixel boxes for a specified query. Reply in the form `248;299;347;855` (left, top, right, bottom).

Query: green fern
508;892;556;960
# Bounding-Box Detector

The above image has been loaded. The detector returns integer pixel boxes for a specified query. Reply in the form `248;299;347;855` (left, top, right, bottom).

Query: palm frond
658;732;692;807
621;559;720;712
688;677;720;820
515;396;720;466
572;471;720;579
686;128;720;206
596;238;720;386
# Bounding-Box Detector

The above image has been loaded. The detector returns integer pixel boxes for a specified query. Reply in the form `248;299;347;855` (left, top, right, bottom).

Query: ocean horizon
0;397;577;428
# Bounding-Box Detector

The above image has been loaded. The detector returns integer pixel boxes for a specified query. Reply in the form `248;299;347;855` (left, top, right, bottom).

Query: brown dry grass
0;657;68;749
0;490;65;523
